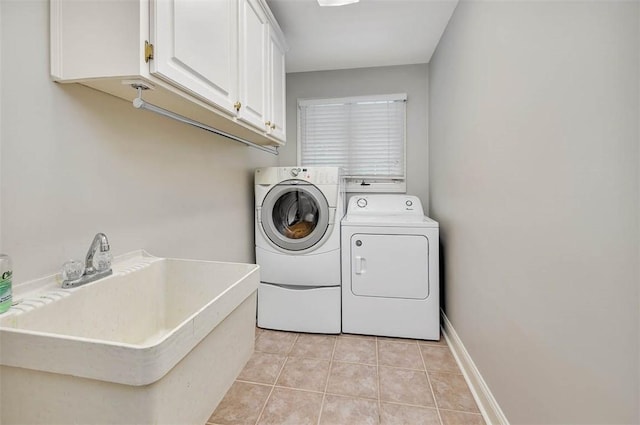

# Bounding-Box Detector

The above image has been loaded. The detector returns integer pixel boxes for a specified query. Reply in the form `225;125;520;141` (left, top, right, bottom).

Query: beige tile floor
207;328;485;425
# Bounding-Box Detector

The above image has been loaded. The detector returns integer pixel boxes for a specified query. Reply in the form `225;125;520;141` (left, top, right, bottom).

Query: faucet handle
93;251;112;272
62;259;85;281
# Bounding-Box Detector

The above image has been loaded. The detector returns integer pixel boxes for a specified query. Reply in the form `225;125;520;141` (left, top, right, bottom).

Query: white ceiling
266;0;459;73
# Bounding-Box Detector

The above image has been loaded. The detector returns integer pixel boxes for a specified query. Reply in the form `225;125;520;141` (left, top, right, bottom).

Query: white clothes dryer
255;166;345;333
341;194;440;340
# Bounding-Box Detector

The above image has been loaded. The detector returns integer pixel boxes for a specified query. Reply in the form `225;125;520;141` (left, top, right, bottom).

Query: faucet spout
85;233;110;274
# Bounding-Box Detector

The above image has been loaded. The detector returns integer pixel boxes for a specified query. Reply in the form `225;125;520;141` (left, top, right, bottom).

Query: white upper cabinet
50;0;287;147
268;26;287;143
237;0;269;131
151;0;238;115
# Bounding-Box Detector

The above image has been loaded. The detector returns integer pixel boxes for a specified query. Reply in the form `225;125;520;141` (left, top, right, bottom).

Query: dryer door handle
354;256;367;275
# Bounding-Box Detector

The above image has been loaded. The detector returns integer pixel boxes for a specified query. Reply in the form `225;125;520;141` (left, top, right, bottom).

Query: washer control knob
356;198;367;208
291;168;300;177
406;199;413;207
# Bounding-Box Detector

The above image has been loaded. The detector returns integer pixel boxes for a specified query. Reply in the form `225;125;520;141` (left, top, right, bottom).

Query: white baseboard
441;310;510;425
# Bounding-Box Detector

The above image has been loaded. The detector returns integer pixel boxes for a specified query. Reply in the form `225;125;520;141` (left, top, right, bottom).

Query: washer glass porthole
261;181;330;251
272;189;319;240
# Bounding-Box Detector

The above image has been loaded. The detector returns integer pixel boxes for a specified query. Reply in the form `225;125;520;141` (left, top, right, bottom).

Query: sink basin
0;250;259;424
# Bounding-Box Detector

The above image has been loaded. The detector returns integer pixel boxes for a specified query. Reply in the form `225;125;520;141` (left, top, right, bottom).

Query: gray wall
429;1;639;424
1;1;276;282
280;64;429;211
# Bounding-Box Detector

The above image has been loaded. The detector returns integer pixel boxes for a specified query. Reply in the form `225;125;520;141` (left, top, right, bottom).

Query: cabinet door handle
270;123;276;129
265;121;271;127
233;101;241;112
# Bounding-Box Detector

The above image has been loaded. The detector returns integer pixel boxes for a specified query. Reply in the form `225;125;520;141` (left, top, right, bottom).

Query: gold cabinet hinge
234;101;242;112
144;40;154;63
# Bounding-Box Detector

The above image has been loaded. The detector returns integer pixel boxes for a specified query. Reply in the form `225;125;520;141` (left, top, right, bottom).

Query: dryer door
261;181;330;251
350;233;430;299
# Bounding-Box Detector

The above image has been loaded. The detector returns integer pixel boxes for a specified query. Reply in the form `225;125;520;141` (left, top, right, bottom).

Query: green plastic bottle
0;254;12;314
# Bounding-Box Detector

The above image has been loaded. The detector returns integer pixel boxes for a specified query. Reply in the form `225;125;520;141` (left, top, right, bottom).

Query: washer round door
261;181;330;251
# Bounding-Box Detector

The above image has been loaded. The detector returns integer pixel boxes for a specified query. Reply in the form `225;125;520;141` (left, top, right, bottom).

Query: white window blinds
298;93;407;181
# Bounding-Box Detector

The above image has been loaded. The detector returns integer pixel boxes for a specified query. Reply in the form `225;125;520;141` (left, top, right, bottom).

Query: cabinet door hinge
144;41;154;63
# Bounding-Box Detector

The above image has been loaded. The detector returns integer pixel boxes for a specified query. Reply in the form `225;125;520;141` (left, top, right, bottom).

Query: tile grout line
297;356;428;371
375;336;382;424
324;358;377;367
316;335;338;425
428;369;465;377
234;381;421;405
253;333;299;425
236;379;279;386
420;339;445;425
380;399;443;410
324;390;379;401
318;391;437;407
271;384;324;395
438;407;486;415
221;381;449;418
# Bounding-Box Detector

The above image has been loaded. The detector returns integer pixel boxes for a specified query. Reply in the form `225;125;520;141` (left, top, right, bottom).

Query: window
297;93;407;192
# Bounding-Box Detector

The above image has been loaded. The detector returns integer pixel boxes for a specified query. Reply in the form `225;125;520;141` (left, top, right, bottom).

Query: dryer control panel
347;194;424;216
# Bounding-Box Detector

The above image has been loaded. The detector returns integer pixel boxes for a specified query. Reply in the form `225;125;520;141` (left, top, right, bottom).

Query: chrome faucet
84;233;110;275
61;233;113;289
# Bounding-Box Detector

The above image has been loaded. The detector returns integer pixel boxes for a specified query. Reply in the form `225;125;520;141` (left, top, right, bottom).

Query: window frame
297;93;407;193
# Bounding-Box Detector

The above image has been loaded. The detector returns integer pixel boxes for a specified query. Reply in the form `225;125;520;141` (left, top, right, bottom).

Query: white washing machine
255;166;345;333
341;194;440;340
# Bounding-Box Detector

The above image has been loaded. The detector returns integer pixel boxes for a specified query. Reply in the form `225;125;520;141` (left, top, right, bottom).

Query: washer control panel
347;194;424;215
254;167;342;185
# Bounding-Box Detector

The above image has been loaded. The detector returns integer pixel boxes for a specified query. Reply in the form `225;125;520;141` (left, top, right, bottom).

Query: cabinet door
237;0;269;131
268;26;287;143
151;0;238;114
